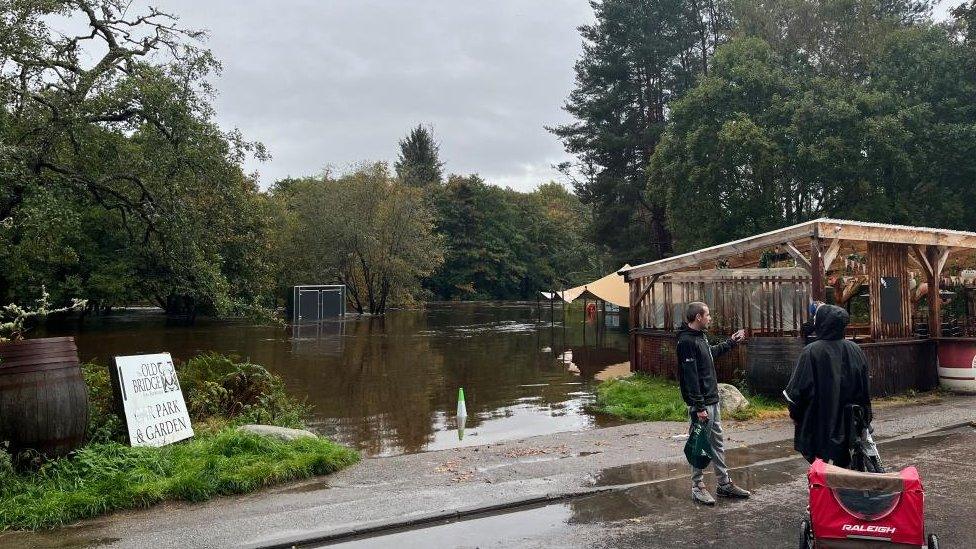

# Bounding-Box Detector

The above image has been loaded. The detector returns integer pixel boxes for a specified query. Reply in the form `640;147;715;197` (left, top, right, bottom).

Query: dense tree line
271;131;604;310
551;0;734;266
557;0;976;261
426;176;600;300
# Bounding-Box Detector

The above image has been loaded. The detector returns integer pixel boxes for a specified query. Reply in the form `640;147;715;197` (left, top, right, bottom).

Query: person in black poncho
784;304;872;468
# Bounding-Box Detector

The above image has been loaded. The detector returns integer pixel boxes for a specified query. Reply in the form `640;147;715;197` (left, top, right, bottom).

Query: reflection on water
41;302;630;456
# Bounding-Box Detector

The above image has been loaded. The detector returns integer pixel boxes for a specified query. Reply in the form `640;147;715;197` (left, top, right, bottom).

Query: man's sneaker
692;484;716;506
717;481;751;499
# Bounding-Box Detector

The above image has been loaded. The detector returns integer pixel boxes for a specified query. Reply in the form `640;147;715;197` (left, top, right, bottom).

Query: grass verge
0;353;359;531
592;374;787;422
0;429;358;530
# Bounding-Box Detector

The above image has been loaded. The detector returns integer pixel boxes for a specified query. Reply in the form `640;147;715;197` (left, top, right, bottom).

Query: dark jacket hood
677;322;704;336
813;304;849;341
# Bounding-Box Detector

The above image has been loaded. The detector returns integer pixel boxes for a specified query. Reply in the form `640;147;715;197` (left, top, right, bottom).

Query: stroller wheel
927;533;939;549
798;519;812;549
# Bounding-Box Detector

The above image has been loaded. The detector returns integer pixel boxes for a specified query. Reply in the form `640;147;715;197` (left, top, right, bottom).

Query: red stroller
798;404;939;547
798;459;939;548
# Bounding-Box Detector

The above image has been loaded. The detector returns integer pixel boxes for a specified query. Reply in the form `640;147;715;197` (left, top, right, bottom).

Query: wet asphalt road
2;399;972;549
325;425;976;548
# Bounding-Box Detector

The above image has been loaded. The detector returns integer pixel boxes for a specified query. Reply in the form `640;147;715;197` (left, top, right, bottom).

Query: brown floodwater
39;302;630;457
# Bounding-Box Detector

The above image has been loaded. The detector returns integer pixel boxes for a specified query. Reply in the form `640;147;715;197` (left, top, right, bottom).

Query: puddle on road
319;426;976;548
592;438;796;487
0;530;120;549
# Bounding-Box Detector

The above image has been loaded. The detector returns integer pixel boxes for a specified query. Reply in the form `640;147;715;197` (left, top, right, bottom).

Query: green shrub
82;362;126;444
0;445;13;483
179;353;309;429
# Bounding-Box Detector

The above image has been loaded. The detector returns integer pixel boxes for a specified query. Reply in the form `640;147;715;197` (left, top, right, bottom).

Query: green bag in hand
684;418;713;469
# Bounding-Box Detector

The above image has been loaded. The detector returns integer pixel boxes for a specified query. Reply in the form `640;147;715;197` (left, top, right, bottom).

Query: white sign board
114;353;194;447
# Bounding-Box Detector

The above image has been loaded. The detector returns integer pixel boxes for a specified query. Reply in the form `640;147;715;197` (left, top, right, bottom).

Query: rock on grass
238;424;318;441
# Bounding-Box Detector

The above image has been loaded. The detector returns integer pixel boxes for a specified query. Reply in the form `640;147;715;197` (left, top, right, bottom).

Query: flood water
41;302;630;457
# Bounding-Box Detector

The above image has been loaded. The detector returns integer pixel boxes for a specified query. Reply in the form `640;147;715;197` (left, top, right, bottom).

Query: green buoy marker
457;388;467;441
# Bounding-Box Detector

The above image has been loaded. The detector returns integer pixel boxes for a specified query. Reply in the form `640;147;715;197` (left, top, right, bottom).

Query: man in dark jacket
784;304;872;468
678;301;751;505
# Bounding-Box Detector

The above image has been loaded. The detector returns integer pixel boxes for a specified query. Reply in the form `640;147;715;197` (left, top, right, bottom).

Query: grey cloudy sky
154;1;595;191
124;1;965;191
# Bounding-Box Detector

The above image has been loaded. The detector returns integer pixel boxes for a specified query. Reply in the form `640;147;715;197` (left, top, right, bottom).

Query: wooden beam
926;245;945;338
665;267;809;282
816;219;976;248
632;274;659;311
623;218;976;282
912;245;933;278
811;237;825;301
840;276;867;305
822;238;841;272
935;245;950;276
622;220;819;281
784;241;812;272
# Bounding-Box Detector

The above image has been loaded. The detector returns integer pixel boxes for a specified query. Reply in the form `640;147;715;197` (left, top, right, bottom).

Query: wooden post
630;279;638;373
926;245;949;338
810;237;825;302
628;279;638;329
561;285;566;324
582;300;587;346
549;288;554;327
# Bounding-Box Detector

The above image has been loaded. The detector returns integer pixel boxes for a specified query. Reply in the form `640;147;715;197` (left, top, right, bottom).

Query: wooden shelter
621;219;976;396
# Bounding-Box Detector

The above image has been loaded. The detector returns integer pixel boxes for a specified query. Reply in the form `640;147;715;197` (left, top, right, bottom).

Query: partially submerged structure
620;219;976;396
540;265;631;309
287;285;347;323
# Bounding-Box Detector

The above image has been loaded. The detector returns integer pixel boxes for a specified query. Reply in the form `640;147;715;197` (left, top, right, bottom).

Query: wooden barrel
0;337;89;456
745;336;804;397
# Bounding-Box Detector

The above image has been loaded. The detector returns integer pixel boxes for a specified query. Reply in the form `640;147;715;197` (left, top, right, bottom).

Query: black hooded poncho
784;304;872;464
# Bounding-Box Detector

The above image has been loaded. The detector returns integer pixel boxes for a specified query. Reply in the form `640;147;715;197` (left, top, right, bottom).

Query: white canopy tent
541;265;631;308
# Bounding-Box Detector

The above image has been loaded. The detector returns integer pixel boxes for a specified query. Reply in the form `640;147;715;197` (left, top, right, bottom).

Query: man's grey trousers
690;402;730;486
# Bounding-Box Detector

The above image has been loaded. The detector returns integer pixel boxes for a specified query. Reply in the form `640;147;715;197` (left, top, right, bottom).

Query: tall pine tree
551;0;732;265
395;125;445;187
